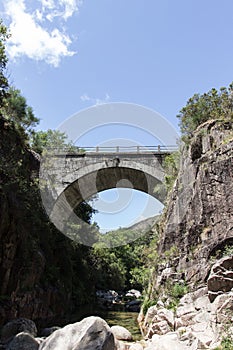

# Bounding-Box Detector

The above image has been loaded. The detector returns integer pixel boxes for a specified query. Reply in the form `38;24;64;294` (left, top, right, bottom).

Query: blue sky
1;0;233;231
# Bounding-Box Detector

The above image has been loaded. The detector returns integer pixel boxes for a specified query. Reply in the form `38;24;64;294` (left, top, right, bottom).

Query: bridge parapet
76;145;178;153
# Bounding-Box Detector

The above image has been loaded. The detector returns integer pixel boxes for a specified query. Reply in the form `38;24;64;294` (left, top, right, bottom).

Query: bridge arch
40;149;171;246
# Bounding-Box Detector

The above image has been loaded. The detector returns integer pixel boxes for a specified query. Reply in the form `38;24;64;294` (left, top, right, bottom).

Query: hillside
125;215;160;233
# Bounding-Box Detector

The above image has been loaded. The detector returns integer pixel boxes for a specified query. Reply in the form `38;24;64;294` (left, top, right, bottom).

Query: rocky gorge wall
0;117;95;327
154;119;233;290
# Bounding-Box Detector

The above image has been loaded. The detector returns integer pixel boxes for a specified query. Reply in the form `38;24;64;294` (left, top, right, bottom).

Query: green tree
0;20;10;105
177;83;233;142
92;244;127;290
1;87;39;136
163;151;180;192
31;129;75;154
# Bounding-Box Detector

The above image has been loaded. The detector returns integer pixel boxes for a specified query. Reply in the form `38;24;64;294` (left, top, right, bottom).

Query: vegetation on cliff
177;83;233;142
0;20;9;105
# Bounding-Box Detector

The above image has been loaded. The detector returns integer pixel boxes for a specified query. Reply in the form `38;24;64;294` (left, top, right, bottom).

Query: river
69;304;142;340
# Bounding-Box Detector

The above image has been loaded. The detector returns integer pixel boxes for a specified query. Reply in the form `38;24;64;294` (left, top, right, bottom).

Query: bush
166;283;188;311
177;83;233;143
214;336;233;350
170;283;188;299
142;297;157;315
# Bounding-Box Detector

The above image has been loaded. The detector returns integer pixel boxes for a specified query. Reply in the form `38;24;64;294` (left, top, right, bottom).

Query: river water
70;304;142;340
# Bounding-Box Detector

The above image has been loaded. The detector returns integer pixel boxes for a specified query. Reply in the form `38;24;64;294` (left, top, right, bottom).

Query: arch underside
49;166;165;232
63;166;164;209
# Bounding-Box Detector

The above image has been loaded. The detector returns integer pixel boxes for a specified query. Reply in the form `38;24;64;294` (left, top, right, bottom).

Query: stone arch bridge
40;145;177;234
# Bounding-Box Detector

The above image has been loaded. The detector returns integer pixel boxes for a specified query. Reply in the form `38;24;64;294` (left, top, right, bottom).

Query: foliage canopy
177;83;233;142
0;20;9;104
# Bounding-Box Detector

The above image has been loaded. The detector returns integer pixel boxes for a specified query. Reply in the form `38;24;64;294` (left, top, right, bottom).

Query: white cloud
41;0;55;10
3;0;82;67
34;9;44;22
41;0;81;21
80;94;91;102
80;93;110;105
96;93;110;105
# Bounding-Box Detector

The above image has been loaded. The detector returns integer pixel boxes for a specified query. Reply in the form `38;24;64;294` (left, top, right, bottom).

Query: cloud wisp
3;0;82;67
80;93;110;105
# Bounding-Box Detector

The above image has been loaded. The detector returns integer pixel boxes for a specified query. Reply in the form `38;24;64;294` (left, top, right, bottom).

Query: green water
70;305;142;341
98;310;141;340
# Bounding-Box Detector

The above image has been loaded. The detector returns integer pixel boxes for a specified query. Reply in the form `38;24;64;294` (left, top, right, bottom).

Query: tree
31;129;75;154
1;87;39;136
0;20;10;105
91;244;127;290
177;83;233;142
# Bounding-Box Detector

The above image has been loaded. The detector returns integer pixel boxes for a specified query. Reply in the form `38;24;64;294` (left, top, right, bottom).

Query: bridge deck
49;145;178;156
77;145;178;153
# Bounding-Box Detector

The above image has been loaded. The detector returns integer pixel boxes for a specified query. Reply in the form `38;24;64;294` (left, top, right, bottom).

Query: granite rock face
0;117;98;326
0;118;71;326
141;120;233;349
155;120;233;289
38;316;115;350
140;283;233;349
207;255;233;302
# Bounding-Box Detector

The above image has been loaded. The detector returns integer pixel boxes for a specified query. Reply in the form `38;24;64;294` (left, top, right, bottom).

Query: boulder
115;342;144;350
145;332;189;350
114;340;125;350
129;343;144;350
143;305;157;328
1;318;37;344
179;328;214;349
207;256;233;302
115;340;144;350
40;327;60;337
125;300;141;312
6;332;39;350
111;325;133;341
176;304;196;318
211;291;233;324
125;290;141;299
39;316;115;350
193;295;211;311
147;319;171;337
157;307;174;328
143;305;174;338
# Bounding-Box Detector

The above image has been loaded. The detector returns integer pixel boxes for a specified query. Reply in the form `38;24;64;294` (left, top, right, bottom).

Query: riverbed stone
6;332;39;350
38;316;115;350
145;332;189;350
40;327;60;337
1;318;37;344
111;325;133;341
129;343;144;350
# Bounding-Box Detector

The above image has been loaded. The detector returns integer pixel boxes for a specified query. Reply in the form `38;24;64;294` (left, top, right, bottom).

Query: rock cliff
0;117;95;327
154;119;233;290
138;119;233;349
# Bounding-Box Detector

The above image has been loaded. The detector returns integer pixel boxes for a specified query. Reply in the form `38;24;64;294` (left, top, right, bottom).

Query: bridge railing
74;145;178;153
